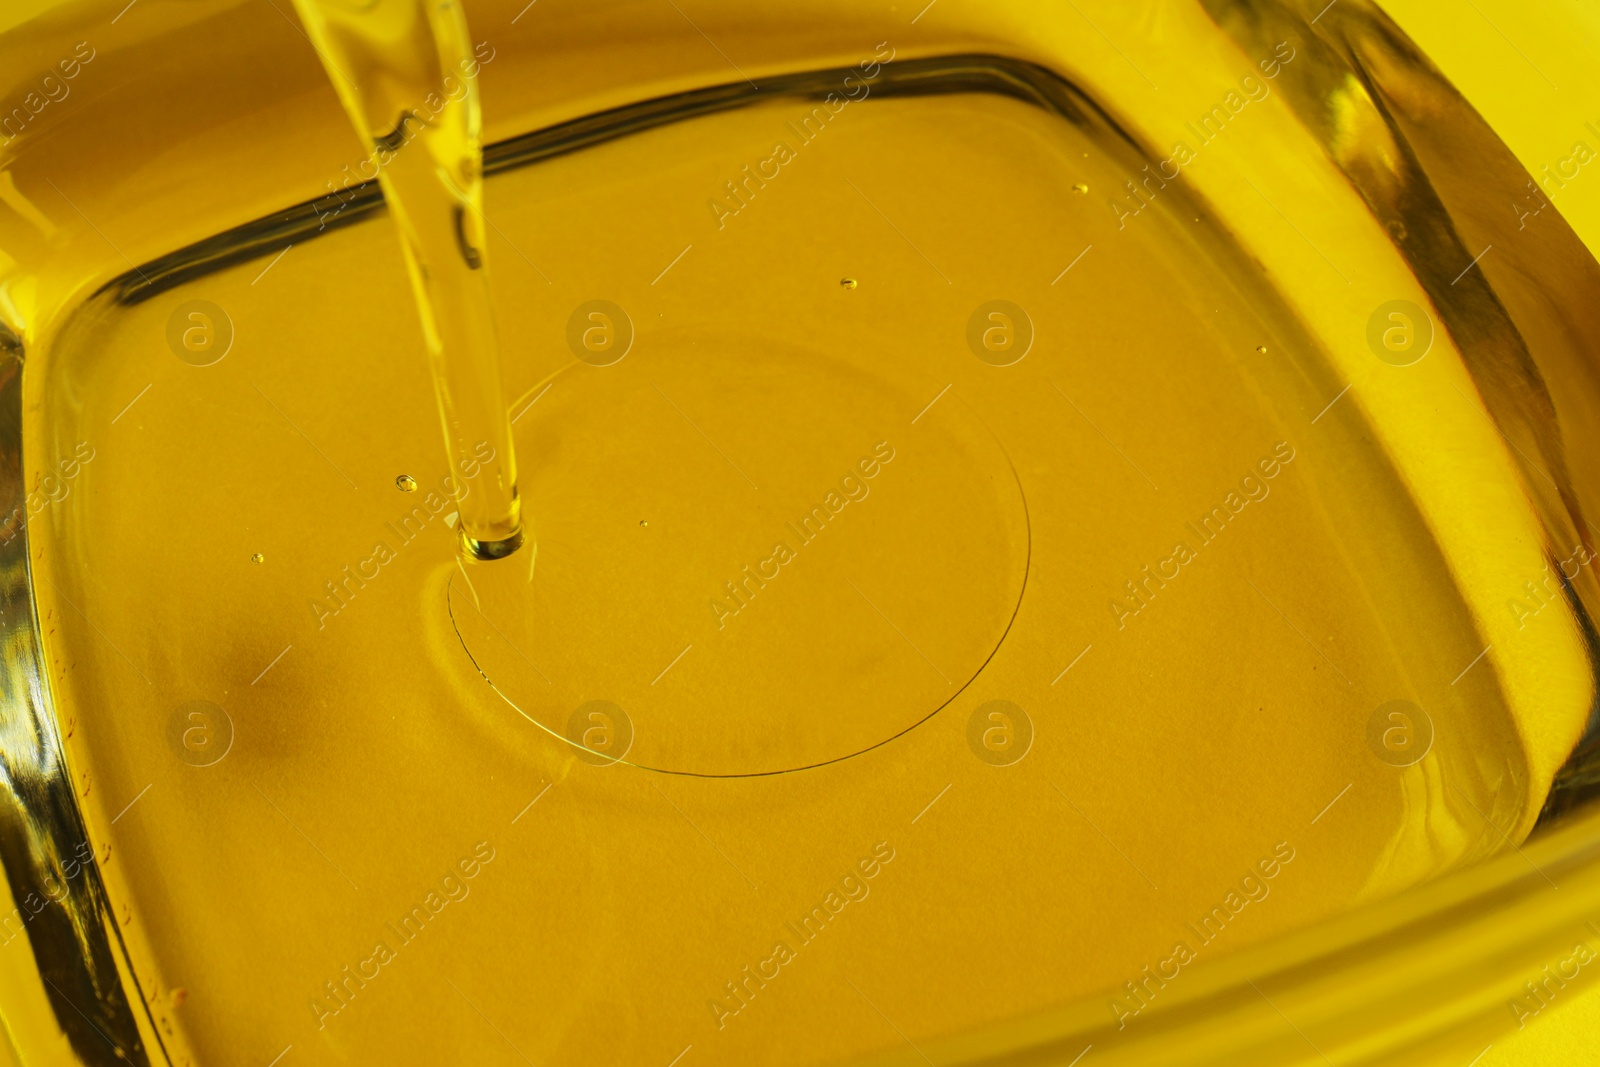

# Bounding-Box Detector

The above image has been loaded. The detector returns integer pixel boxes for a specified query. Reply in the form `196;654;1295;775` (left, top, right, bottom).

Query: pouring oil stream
288;0;524;560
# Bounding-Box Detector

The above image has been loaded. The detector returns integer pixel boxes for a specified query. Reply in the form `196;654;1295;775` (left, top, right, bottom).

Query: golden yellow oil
2;0;1598;1064
286;0;524;560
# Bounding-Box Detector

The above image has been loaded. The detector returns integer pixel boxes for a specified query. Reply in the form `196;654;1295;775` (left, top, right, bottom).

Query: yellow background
1384;4;1600;1063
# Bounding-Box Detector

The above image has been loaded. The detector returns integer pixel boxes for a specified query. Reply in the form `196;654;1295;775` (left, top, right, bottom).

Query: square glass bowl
2;0;1600;1064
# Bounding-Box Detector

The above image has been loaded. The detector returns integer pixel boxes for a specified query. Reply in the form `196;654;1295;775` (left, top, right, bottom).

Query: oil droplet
1072;181;1089;194
250;552;264;564
840;277;858;290
396;474;418;492
639;520;649;527
1255;345;1268;354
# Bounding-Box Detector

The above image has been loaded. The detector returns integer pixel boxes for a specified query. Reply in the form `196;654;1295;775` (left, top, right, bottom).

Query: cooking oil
1;0;1597;1064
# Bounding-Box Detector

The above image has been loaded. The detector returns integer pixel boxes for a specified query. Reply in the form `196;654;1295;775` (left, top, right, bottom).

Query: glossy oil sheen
1;1;1598;1065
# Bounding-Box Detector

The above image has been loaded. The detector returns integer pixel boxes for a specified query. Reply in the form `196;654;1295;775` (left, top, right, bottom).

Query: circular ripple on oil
450;332;1030;776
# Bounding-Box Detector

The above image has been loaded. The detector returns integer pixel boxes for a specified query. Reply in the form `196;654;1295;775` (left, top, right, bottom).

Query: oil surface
4;0;1598;1065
